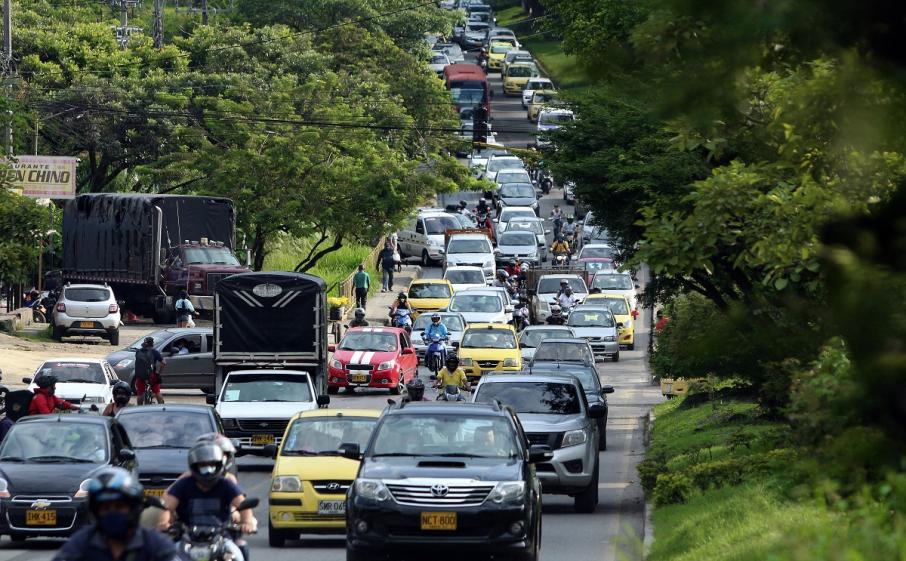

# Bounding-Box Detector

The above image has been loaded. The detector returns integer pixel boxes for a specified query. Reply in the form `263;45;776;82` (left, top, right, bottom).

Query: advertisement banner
2;156;78;199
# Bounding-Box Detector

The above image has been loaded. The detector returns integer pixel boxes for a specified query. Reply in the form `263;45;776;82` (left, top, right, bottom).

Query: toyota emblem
326;482;341;491
259;422;269;428
430;484;449;497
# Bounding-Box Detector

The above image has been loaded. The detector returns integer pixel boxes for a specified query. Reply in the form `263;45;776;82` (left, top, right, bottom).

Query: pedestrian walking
353;264;371;308
377;241;396;292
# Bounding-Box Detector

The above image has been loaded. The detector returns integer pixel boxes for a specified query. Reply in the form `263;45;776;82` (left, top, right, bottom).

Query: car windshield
447;239;491;254
532;93;553;104
538;277;587;293
499;183;535;198
454;214;474;228
0;422;108;463
413;314;465;331
519;328;571;348
449;294;502;313
531;369;599;392
500;209;536;222
64;287;110;302
533;342;589;363
370;415;519;458
590;297;629;315
487;158;522;172
126;330;172;351
409;283;452;299
461;329;517;349
592;274;634;290
451;88;486;106
496;171;531;184
507;219;543;235
222;375;313;403
118;411;212;449
445;269;485;285
36;361;105;384
499;232;537;246
491;44;514;54
282;417;377;456
431;54;448;64
423;216;460;234
183;247;240;265
466;22;489;31
526;80;552;91
568;309;615;327
339;332;399;352
507;65;535;77
475;382;581;415
580;246;615;259
540;112;574;125
585;261;615;274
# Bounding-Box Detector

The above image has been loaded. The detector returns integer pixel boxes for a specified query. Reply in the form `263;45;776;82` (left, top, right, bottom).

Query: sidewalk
362;264;422;326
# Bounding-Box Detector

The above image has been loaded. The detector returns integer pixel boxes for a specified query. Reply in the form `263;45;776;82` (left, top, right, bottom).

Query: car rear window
118;411;213;449
538;277;587;293
64;287;110;302
37;362;105;384
533;342;589;363
475;381;581;415
499;232;537;246
444;269;485;285
409;283;452;299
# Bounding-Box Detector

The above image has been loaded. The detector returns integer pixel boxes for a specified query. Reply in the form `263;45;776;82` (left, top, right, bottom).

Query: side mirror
317;394;331;407
602;385;615;394
634;284;640;289
528;444;553;463
262;443;278;459
402;347;415;355
617;322;624;328
109;379;118;385
505;305;514;313
236;497;260;512
339;442;362;461
205;394;217;405
22;377;32;384
328;344;336;352
451;341;460;348
587;403;607;419
118;448;136;463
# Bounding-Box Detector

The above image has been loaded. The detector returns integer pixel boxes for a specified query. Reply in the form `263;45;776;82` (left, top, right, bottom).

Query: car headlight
377;360;396;371
503;358;518;367
489;481;525;505
460;358;473;366
531;201;538;208
82;396;106;404
74;478;91;498
221;418;237;429
539;300;550;313
355;479;390;502
272;476;302;493
331;359;344;369
603;336;616;342
562;429;588;448
484;260;494;268
115;358;133;369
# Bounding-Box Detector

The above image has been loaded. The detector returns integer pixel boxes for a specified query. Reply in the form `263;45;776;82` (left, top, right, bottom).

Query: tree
0;186;45;285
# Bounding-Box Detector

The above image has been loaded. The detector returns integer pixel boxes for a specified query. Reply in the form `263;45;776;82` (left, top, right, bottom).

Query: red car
327;327;419;395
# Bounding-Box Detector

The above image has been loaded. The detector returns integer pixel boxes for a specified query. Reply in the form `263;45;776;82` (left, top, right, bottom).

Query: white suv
52;284;122;345
443;233;495;281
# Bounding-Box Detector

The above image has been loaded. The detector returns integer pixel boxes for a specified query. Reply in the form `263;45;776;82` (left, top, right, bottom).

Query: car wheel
327;386;339;395
512;523;540;561
200;387;214;395
627;342;635;351
109;328;120;346
390;376;403;395
599;427;607;450
268;519;287;548
573;460;599;513
612;352;620;362
52;325;65;341
346;546;376;561
421;250;432;267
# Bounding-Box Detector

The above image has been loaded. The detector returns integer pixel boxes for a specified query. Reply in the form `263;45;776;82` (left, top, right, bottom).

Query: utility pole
2;0;13;156
109;1;142;49
201;0;208;25
152;0;164;48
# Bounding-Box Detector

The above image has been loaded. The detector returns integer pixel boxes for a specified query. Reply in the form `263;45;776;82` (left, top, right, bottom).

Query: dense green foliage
0;186;45;285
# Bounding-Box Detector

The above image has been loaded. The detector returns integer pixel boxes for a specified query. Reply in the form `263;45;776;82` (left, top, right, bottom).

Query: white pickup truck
443;231;496;281
530;273;589;323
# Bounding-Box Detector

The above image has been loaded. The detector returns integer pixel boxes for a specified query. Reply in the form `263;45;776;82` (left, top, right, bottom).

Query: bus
443;63;492;119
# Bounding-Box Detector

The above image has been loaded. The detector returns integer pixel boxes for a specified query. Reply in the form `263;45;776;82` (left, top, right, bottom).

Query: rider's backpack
134;347;155;381
5;390;34;421
175;298;187;313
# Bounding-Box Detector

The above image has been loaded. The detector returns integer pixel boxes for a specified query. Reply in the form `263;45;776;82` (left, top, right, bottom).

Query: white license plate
318;500;346;516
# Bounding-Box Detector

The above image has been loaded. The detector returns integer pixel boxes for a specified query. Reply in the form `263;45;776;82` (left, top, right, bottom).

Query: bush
653;472;695;506
638;454;667;493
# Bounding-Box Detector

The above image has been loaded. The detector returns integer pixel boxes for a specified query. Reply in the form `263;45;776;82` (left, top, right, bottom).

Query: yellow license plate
79;321;94;328
251;434;273;445
144;488;165;497
26;510;56;526
420;511;457;530
350;374;368;383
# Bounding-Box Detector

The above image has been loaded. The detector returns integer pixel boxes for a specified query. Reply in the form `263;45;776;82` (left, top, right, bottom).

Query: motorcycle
539;171;553;194
390;307;413;332
423;334;449;379
172;497;259;561
0;369;8;414
552;253;571;268
436;384;467;402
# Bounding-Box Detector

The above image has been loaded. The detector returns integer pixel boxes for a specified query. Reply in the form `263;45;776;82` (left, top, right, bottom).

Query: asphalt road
0;68;664;561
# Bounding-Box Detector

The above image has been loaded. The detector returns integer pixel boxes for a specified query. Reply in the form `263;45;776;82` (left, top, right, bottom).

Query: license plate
79;321;94;328
251;434;274;446
420;511;457;530
144;488;165;497
350;373;368;383
26;510;57;526
318;500;346;515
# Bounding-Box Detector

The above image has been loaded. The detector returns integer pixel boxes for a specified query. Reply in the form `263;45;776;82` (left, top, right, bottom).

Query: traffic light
472;104;489;145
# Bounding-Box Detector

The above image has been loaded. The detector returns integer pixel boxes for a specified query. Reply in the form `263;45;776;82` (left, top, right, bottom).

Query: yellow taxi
268;409;381;547
456;323;521;381
503;63;540;96
406;278;454;319
528;89;557;122
586;293;635;349
487;41;516;71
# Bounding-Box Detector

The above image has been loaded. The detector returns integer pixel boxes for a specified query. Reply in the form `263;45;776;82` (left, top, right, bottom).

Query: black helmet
431;313;441;323
509;259;517;266
398;292;407;300
196;433;237;470
497;269;509;280
354;308;366;320
188;443;226;486
87;467;144;536
406;378;425;401
445;354;460;368
36;375;58;389
112;381;131;397
459;200;468;208
142;336;154;348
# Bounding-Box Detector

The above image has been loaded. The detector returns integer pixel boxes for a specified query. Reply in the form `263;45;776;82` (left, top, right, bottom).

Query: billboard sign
2;156;78;199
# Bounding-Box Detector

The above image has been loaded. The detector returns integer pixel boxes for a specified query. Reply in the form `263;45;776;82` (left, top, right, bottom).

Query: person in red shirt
654;310;671;334
28;375;77;415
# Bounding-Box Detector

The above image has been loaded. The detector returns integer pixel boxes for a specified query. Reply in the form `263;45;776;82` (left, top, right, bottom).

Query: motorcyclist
559;286;579;313
349;308;369;328
102;382;132;417
160;443;256;560
504;259;521;279
423;313;449;340
562;215;578;244
546;304;567;325
134;336;166;405
28;375;78;415
403;378;430;403
53;467;179;561
493;269;510;288
475;198;491;216
389;292;413;328
508;308;528;332
549;205;564;236
435;355;471;398
551;235;570;256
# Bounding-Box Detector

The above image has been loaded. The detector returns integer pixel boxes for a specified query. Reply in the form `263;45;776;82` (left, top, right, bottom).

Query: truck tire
574;460;599;513
52;326;65;342
421;250;432;267
612;352;620;362
109;329;120;346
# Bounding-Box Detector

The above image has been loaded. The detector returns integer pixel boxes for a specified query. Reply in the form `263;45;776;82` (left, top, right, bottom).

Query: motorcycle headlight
503;358;518;367
188;545;212;561
74;478;92;498
460;358;473;366
115;358;133;369
355;479;390;502
489;481;525;505
272;476;302;493
377;360;396;371
331;359;344;369
562;429;588;448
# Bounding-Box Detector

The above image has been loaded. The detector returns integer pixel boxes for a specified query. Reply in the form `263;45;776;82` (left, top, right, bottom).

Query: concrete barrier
0;308;33;333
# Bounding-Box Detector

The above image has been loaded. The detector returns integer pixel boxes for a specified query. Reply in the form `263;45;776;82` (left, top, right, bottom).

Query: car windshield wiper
281;450;317;456
0;456;25;462
27;455;95;463
435;453;494;458
62;379;99;384
137;444;187;449
371;453;417;457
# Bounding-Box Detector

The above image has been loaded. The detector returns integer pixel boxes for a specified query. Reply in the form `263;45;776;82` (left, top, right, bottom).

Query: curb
642;409;656;558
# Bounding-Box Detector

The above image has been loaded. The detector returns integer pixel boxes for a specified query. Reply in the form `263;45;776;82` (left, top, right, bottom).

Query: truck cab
163;239;249;316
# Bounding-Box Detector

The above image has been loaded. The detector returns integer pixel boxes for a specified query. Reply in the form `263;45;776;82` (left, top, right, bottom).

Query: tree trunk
295;234;344;273
252;224;267;271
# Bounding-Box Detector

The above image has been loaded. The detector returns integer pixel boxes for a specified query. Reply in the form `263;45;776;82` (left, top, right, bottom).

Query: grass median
264;233;381;297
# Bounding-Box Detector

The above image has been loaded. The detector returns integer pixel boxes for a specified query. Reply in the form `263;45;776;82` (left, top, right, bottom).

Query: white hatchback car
443;266;488;292
51;284;122;345
24;358;120;410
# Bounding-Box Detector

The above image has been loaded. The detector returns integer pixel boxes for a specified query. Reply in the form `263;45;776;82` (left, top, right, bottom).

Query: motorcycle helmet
567;215;575;223
188;443;226;486
406;378;425;401
112;381;131;405
509;259;517;267
398;292;407;301
431;313;441;323
354;308;366;320
196;433;237;472
459;200;468;209
479;197;487;205
496;270;509;281
35;374;58;389
445;354;460;369
550;304;562;316
87;467;144;538
142;336;154;348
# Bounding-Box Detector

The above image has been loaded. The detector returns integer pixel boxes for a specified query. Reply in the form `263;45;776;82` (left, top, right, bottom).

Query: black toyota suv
343;402;549;561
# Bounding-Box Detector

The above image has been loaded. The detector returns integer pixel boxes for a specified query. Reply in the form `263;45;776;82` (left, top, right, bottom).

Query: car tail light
109;303;119;313
56;302;66;312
